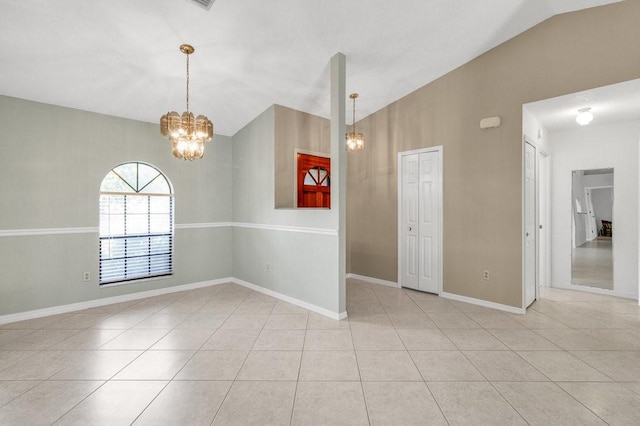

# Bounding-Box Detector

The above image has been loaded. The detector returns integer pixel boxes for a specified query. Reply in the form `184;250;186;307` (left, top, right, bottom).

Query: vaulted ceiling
0;0;620;136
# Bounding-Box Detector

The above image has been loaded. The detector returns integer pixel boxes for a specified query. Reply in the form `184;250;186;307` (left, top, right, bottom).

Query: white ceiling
0;0;620;136
525;78;640;133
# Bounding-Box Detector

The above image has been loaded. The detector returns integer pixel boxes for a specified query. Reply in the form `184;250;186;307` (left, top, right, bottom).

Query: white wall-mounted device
480;116;502;129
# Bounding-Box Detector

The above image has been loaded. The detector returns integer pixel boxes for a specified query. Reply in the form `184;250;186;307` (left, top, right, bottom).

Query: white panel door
419;153;440;293
525;142;537;307
400;154;420;291
399;148;442;294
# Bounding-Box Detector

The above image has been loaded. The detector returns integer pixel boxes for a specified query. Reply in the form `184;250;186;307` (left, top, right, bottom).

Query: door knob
526;232;529;237
409;227;412;231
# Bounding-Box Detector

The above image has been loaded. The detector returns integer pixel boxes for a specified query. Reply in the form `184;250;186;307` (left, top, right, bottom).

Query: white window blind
99;163;173;284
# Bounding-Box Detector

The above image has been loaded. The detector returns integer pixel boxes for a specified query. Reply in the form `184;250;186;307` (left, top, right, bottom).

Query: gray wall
0;96;233;315
0;96;345;318
232;106;342;314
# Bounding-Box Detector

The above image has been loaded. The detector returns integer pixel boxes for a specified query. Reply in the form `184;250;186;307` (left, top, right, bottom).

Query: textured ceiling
0;0;620;136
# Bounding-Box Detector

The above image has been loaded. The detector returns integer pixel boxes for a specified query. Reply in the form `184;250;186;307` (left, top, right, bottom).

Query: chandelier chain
185;52;190;113
352;95;356;132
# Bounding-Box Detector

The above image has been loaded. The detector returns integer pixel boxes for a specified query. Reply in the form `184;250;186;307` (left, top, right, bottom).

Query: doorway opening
523;78;640;302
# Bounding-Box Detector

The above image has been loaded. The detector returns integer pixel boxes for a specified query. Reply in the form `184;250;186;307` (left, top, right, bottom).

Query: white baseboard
0;278;230;325
347;274;523;314
232;278;347;320
550;282;637;300
440;291;525;315
346;273;399;288
0;277;347;325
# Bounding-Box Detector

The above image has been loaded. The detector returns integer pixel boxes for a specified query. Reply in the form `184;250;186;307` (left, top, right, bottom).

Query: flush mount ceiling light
576;107;594;126
346;93;365;152
160;44;213;160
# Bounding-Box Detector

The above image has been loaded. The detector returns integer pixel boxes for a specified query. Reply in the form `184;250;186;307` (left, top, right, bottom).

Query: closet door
418;151;440;293
400;153;420;290
399;148;442;294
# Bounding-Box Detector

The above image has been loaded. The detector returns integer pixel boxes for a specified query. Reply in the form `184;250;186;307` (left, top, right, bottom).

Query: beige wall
274;105;330;208
347;1;640;308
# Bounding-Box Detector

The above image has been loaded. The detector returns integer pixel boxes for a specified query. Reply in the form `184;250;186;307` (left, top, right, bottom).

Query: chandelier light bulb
576;107;593;126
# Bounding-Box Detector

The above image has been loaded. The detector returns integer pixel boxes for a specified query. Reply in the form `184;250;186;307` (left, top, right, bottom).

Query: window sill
99;274;173;288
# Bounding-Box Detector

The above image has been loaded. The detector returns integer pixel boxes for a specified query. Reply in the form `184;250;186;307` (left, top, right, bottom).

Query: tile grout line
288;312;309;425
130;298;237;424
351;281;374;425
391;289;451;424
209;288;268;425
48;290;204;424
3;281;640;424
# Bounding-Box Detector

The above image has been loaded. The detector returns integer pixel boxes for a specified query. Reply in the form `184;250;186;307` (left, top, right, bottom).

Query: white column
330;52;347;313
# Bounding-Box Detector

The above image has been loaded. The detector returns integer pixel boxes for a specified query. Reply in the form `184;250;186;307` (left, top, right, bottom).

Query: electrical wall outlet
482;270;490;281
266;264;271;272
83;272;91;282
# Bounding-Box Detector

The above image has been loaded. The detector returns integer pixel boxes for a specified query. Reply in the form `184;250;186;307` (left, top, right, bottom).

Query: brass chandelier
345;92;364;152
160;44;213;160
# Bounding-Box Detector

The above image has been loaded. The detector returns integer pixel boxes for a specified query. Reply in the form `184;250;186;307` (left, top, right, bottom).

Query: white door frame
397;145;444;294
538;151;551;288
523;137;538;308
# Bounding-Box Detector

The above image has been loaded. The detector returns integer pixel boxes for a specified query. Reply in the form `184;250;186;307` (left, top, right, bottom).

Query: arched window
304;167;330;187
99;162;173;285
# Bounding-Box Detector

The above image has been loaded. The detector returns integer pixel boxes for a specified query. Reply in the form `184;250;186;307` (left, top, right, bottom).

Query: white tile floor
1;280;640;424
